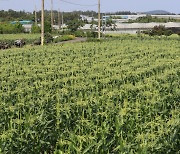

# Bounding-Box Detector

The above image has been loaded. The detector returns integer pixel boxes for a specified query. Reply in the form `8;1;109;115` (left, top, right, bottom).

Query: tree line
127;15;180;23
0;9;139;23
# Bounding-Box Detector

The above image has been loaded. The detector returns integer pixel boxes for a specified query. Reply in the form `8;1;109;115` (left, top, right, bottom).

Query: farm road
57;37;87;44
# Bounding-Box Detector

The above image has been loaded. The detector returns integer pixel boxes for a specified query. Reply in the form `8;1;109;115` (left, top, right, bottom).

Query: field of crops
0;36;179;153
0;34;76;47
0;33;40;41
0;33;41;47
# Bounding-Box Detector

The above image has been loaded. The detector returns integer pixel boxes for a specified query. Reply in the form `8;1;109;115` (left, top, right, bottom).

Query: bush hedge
0;23;24;34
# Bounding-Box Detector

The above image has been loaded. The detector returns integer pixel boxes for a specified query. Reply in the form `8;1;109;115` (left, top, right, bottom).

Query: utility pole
91;12;94;30
51;0;54;30
35;5;37;25
98;0;101;39
105;13;106;33
41;0;44;46
62;12;64;26
58;9;61;30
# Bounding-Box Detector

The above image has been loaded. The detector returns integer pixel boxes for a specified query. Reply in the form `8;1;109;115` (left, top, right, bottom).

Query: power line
59;0;97;7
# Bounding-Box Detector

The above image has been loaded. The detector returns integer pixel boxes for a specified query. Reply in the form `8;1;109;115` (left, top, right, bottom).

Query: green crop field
0;33;76;46
0;33;41;46
0;36;179;153
0;33;40;41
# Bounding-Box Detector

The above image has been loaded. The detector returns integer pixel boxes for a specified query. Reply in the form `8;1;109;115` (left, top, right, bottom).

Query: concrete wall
105;30;138;34
23;24;32;32
115;22;180;29
23;24;67;32
23;22;180;34
151;15;180;19
105;22;180;34
105;15;180;23
80;22;180;34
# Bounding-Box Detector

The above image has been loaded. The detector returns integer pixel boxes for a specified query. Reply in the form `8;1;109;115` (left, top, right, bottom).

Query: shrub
74;30;86;37
0;42;11;49
53;35;75;43
143;25;173;36
164;29;173;37
44;33;53;43
0;22;24;34
86;31;102;38
34;33;53;45
177;31;180;36
44;21;52;33
31;24;41;33
14;22;24;33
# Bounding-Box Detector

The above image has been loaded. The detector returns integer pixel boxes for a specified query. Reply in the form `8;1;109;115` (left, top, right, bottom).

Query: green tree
106;19;115;27
14;22;24;33
31;24;41;33
44;21;52;33
67;19;84;32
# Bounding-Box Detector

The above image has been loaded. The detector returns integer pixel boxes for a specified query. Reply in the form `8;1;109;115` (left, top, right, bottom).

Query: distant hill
143;10;173;15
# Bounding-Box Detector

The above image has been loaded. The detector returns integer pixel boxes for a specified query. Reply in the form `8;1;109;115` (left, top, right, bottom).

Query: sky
0;0;179;14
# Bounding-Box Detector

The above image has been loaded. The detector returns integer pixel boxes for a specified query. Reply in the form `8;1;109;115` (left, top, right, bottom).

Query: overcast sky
0;0;179;14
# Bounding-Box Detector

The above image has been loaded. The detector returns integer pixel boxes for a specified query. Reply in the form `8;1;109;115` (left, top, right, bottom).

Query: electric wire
58;0;98;7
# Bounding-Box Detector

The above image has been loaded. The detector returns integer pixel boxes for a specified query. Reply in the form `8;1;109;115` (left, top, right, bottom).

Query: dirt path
57;37;87;44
